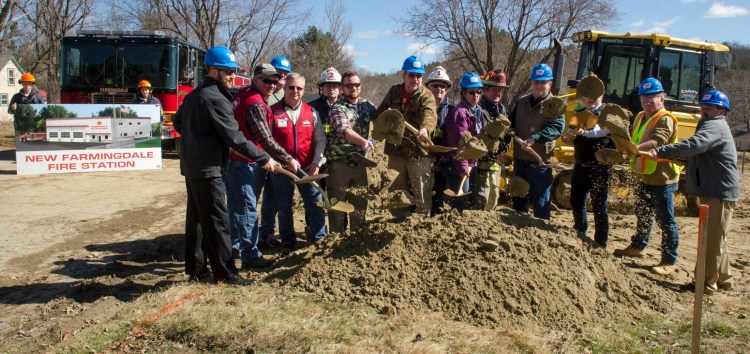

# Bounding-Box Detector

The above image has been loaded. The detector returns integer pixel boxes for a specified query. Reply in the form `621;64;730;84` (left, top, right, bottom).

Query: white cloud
341;44;359;58
641;17;679;33
630;19;645;29
704;2;749;18
357;31;381;39
406;43;440;56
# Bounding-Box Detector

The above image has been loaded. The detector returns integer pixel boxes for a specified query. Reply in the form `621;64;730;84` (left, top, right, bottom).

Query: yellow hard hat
19;72;35;84
138;80;152;89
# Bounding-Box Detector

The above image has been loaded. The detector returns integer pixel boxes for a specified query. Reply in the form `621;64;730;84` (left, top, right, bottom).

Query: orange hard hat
19;72;35;84
138;80;152;89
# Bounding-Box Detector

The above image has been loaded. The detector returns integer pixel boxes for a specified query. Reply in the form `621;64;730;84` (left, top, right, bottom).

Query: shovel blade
317;199;355;213
443;189;471;197
424;144;457;153
350;153;377;168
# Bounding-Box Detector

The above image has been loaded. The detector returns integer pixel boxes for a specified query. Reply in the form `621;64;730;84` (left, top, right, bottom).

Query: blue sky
302;0;748;74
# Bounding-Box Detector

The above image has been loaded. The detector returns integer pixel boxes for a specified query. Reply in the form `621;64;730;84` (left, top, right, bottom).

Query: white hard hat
426;66;452;87
319;67;342;85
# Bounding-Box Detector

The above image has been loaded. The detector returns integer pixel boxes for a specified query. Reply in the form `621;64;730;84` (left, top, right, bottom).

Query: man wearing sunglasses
508;63;565;220
226;63;300;270
174;46;276;285
374;55;438;218
268;73;327;251
326;71;377;233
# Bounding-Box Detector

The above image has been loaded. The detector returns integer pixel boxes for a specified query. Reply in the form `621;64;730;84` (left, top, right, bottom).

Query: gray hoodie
656;115;740;201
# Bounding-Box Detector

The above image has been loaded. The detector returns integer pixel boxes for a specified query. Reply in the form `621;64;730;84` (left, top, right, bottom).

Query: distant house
0;55;25;123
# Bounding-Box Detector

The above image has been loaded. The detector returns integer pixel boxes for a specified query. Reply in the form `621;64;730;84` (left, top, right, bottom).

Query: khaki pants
474;169;500;211
698;197;734;291
327;162;368;233
387;155;432;217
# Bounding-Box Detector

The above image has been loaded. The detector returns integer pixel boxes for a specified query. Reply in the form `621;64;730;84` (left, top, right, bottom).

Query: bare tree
107;0;308;74
286;0;354;82
397;0;617;103
15;0;92;103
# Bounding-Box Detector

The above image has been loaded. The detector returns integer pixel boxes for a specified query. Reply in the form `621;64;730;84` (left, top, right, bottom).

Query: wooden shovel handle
514;136;546;166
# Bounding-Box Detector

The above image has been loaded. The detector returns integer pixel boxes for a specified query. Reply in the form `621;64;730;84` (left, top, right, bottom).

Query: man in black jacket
174;46;276;285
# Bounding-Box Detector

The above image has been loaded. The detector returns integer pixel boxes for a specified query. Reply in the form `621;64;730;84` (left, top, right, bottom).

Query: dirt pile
269;209;679;330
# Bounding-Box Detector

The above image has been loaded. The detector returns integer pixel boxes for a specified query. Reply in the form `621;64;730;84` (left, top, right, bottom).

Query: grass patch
704;320;737;337
62;323;130;354
135;138;161;148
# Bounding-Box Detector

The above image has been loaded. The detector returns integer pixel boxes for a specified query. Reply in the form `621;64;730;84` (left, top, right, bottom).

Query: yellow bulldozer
545;30;732;214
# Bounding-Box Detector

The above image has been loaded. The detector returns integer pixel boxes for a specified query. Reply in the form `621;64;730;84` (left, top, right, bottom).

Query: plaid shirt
244;99;292;162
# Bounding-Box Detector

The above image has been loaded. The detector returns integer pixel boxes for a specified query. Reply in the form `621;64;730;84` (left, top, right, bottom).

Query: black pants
570;163;611;245
184;177;238;281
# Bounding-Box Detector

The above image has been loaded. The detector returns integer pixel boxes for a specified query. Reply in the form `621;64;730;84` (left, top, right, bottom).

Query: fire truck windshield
61;43;177;90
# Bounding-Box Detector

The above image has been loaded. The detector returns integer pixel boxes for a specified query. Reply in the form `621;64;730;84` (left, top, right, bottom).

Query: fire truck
548;30;731;212
59;30;209;152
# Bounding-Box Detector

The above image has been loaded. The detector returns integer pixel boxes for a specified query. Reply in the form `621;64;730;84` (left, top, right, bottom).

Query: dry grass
62;283;574;353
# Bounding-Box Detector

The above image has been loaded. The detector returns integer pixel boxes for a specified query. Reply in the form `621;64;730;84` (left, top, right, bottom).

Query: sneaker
651;262;677;275
613;245;645;258
242;255;276;270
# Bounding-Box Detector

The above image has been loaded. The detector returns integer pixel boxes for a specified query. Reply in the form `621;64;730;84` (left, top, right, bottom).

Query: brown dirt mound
268;209;679;330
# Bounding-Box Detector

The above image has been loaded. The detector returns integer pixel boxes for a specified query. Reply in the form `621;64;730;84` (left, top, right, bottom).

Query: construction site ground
1;123;749;353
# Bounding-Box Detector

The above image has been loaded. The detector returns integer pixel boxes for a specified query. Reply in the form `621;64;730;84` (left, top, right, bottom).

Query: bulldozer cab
548;30;731;212
567;30;731;141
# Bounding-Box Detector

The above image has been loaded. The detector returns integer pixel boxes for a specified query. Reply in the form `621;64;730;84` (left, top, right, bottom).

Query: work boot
613;245;645;258
242;255;276;270
681;282;715;296
651;262;677;275
718;282;733;291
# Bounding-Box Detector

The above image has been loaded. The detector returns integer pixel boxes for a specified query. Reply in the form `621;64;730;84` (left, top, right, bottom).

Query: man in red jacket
269;73;327;251
226;63;299;270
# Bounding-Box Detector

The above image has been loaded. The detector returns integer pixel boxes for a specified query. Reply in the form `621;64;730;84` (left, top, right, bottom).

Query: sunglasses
343;83;361;89
218;68;236;75
429;83;447;89
407;73;423;79
466;90;483;96
260;77;279;85
286;85;304;91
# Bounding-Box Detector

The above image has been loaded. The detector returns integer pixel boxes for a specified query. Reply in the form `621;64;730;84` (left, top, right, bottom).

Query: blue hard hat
699;90;730;111
529;63;553;81
459;72;484;89
401;55;425;74
204;46;241;69
270;55;291;72
638;78;664;96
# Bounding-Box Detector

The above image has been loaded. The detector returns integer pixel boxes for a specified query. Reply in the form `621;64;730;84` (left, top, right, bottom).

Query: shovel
295;168;356;213
402;121;457;153
350;149;377;168
514;136;554;167
444;175;471;197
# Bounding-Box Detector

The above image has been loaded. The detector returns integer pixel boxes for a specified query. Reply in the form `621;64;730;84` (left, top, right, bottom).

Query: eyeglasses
260;77;279;85
218;68;236;75
532;80;550;86
407;73;423;79
286;85;304;91
466;90;483;96
343;83;361;89
429;83;447;89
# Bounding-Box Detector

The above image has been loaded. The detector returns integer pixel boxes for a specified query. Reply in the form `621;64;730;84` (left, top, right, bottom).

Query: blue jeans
511;158;553;220
257;170;278;244
631;182;680;264
570;164;611;245
439;161;470;212
223;160;262;262
270;172;327;246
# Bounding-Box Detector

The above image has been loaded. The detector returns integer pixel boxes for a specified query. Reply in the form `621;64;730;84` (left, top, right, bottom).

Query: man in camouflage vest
325;71;376;232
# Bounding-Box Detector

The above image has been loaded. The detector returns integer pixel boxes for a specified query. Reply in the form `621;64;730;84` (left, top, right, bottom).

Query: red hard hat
481;69;507;87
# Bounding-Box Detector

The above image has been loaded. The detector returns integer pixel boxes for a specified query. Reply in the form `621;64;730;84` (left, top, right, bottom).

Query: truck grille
91;92;136;104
